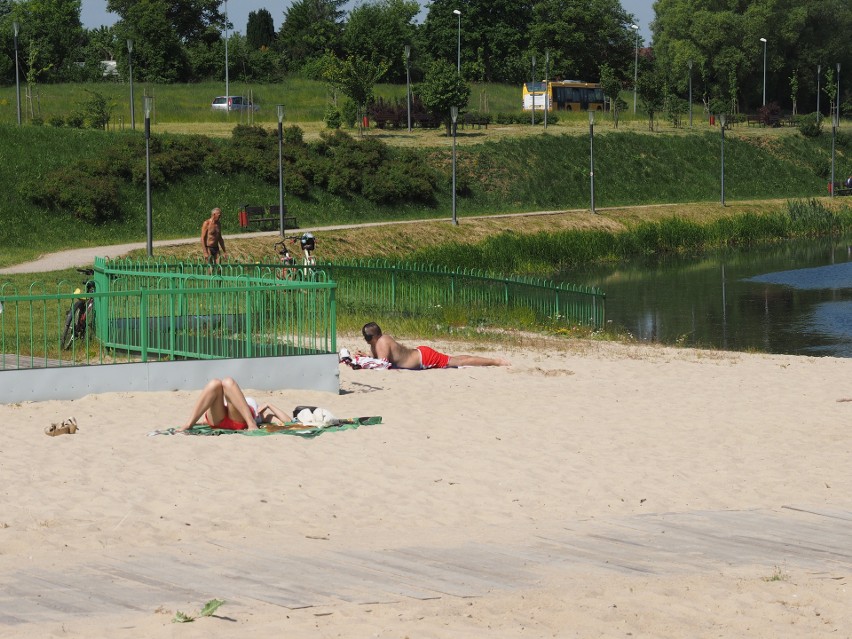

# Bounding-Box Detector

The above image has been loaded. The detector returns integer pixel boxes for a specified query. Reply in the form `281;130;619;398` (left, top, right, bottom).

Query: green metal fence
309;258;606;328
0;258;337;369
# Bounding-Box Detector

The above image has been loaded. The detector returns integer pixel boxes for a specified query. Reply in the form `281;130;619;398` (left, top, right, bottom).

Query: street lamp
836;63;841;125
830;111;839;198
144;96;154;256
688;59;693;128
127;39;135;130
13;21;21;126
719;112;726;206
531;55;536;126
453;9;461;74
450;106;459;226
405;45;411;133
760;37;767;106
277;105;286;235
544;50;549;129
817;64;821;118
631;24;639;114
589;109;596;214
224;0;229;101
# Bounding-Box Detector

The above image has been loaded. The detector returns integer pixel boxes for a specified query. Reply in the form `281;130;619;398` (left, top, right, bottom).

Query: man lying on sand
357;322;510;369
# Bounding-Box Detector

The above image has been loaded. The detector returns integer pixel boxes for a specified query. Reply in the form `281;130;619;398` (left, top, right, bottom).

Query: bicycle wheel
61;307;80;350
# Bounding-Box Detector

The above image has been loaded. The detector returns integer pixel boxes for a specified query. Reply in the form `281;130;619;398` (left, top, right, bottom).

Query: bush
341;99;358;128
798;112;822;138
24;168;122;224
66;113;84;128
324;104;341;129
48;115;65;127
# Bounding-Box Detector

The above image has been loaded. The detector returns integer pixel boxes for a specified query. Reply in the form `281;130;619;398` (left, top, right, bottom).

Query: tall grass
405;201;852;275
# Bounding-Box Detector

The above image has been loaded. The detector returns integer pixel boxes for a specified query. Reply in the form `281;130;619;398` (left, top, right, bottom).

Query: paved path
1;206;683;275
1;505;849;625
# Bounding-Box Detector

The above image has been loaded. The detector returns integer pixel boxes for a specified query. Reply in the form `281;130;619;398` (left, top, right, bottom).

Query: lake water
558;236;852;357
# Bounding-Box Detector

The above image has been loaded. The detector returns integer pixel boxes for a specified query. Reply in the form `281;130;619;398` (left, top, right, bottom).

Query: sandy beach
2;335;851;637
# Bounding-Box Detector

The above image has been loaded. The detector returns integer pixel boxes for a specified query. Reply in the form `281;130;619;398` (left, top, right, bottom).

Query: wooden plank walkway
1;506;850;626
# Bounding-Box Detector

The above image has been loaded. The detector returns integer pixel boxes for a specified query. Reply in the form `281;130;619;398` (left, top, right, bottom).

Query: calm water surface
558;236;852;357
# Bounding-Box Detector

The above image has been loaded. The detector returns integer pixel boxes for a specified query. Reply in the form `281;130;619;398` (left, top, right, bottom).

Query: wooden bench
831;184;852;197
460;113;489;129
238;205;298;230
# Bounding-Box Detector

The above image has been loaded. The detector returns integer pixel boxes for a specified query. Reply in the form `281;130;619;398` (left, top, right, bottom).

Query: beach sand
2;336;851;637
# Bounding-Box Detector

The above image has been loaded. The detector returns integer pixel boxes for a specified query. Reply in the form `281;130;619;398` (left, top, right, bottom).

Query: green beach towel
147;416;382;438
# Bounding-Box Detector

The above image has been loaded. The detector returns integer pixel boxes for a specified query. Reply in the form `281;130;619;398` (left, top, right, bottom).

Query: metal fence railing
0;258;337;370
309;258;606;329
1;256;603;371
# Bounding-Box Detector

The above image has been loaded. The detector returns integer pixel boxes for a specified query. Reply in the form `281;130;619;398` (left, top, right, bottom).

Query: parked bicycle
61;268;96;350
273;232;317;281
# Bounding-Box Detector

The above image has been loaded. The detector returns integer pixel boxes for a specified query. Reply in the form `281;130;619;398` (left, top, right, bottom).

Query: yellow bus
522;80;606;112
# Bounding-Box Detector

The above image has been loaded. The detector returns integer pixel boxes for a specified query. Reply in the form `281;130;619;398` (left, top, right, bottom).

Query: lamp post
127;39;135;130
760;37;767;106
831;111;838;198
450;106;458;226
688;59;693;128
589;109;596;214
544;50;549;130
631;24;639;114
817;64;821;117
144;96;154;256
453;9;461;74
13;21;21;126
531;55;536;126
405;45;411;133
277;105;286;235
719;113;726;206
836;63;841;125
224;0;229;101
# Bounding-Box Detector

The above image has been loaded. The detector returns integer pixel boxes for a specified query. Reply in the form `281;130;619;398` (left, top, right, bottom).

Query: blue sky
80;0;655;43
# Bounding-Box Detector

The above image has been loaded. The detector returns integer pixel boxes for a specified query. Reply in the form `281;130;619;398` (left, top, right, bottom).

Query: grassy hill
0;118;848;268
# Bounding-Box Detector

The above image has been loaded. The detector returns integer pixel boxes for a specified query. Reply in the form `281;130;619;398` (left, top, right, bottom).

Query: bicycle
274;232;317;281
61;268;96;350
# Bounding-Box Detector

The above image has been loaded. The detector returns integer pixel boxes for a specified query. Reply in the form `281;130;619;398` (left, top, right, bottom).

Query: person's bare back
372;334;422;369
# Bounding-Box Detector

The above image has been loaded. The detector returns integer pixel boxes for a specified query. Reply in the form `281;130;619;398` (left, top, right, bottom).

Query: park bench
460;113;489;129
830;183;852;197
238;205;298;231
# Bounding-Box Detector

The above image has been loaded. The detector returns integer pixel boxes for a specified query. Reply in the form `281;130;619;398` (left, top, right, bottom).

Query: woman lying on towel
177;377;290;432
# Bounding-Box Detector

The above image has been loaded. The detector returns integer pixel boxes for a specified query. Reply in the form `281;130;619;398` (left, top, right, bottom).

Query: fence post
391;266;396;309
245;288;253;357
168;276;176;357
140;288;148;363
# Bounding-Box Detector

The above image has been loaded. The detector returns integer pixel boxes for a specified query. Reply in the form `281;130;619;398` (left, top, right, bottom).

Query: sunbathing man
178;377;290;432
357;322;510;369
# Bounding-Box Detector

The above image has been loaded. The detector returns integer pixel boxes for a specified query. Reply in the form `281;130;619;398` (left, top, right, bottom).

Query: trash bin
362;116;369;128
709;115;715;126
238;209;248;227
828;182;834;195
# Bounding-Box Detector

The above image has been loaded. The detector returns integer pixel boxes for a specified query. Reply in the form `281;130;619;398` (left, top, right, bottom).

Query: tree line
0;0;849;116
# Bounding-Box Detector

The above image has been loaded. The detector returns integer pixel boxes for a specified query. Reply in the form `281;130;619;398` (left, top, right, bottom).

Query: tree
636;58;664;131
529;0;634;84
599;63;622;127
417;59;471;135
420;0;533;83
652;0;852;113
110;0;187;82
279;0;345;70
323;54;389;135
246;9;275;50
343;0;418;83
107;0;222;43
7;0;83;82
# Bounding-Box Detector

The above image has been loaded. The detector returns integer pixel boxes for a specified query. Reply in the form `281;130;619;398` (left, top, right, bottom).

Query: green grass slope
0;122;847;268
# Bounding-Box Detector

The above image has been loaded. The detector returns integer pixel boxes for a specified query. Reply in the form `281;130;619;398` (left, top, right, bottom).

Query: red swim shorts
417;345;450;369
206;414;248;430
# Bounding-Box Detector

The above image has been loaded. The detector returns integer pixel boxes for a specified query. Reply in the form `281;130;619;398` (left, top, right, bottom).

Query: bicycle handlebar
76;268;95;276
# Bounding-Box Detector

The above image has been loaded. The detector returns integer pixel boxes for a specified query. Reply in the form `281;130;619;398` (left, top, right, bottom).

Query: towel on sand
147;416;382;438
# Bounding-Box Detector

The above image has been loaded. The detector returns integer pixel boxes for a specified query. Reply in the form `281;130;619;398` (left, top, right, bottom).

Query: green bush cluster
494;111;559;125
797;112;822;138
23;134;216;223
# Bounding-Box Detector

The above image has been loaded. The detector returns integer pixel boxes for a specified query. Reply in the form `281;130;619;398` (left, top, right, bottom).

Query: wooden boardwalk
2;506;850;626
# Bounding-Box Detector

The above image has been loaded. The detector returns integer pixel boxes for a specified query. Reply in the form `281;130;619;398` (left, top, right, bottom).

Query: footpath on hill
1;206;655;275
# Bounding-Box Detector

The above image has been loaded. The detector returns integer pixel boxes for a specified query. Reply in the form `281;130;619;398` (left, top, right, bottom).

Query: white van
211;96;259;112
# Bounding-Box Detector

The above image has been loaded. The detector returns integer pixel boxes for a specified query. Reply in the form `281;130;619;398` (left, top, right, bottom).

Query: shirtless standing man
358;322;510;369
201;207;227;265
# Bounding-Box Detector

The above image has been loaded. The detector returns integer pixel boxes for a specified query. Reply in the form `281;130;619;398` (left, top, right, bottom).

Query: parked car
211;96;259;112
